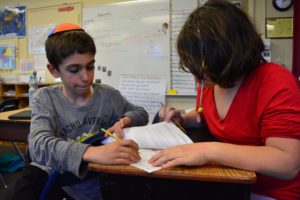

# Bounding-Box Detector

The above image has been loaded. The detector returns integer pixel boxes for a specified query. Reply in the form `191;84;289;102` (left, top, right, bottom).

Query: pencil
101;128;121;141
160;102;186;133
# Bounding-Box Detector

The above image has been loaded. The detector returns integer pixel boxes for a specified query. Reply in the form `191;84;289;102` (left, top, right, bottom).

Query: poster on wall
0;44;16;70
0;6;26;38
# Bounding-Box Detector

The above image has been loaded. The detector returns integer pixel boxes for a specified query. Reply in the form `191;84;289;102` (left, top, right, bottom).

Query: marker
196;79;204;113
101;128;121;141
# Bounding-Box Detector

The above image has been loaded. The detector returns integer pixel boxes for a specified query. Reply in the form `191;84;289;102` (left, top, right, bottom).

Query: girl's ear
47;64;59;78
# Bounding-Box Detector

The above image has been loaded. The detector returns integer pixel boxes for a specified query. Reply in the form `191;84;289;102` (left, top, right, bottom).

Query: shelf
0;83;54;108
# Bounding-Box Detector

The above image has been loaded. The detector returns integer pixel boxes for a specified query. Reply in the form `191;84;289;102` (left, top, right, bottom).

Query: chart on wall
0;44;16;70
170;0;199;95
83;0;170;91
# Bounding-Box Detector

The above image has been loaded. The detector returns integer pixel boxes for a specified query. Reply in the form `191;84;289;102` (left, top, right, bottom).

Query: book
102;121;193;173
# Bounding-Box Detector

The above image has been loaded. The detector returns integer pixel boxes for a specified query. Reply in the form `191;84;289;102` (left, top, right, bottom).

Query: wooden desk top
88;163;256;184
0;108;31;122
0;108;31;142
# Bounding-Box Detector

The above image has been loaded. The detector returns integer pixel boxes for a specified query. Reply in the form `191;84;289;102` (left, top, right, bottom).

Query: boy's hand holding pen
160;103;186;133
105;116;133;139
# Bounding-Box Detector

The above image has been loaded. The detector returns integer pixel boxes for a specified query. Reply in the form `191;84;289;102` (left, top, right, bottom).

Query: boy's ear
47;64;59;78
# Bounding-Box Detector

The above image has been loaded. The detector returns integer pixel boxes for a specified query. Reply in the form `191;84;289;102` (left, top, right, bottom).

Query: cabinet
0;83;54;108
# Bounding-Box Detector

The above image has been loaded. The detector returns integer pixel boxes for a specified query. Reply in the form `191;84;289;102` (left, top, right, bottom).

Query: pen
101;128;121;141
160;102;186;133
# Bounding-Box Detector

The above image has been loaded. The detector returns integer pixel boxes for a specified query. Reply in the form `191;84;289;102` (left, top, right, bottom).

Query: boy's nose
81;70;89;81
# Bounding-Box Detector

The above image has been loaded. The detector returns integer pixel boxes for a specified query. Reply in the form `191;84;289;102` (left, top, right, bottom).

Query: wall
0;0;294;109
254;0;293;71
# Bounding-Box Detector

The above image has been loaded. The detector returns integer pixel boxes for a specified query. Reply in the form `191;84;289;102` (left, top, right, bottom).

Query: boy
10;23;148;200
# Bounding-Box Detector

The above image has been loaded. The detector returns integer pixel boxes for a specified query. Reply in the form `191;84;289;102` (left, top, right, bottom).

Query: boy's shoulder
38;84;61;93
35;85;61;100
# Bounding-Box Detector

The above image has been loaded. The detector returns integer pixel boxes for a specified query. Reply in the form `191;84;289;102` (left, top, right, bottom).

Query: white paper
102;121;193;173
102;121;193;149
34;55;48;70
131;149;162;173
19;59;34;73
28;24;55;55
119;74;167;123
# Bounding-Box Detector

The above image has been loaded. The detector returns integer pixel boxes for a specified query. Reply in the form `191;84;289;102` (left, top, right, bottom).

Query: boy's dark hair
45;29;96;70
177;0;265;88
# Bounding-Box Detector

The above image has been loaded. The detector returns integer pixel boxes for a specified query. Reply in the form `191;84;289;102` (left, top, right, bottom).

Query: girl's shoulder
251;62;298;87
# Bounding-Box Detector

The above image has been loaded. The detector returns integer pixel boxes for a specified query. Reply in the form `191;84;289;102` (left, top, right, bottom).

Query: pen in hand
160;103;186;133
101;128;121;141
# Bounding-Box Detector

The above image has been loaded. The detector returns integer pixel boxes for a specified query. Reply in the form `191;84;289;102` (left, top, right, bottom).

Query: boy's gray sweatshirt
28;83;148;200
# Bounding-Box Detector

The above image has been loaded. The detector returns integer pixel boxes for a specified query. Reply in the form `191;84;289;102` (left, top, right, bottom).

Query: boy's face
48;53;95;100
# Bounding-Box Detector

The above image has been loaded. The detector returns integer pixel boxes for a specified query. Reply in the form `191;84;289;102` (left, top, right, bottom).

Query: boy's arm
28;90;90;178
123;105;148;126
115;91;149;126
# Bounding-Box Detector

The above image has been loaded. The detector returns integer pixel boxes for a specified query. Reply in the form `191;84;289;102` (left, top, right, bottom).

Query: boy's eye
68;68;80;73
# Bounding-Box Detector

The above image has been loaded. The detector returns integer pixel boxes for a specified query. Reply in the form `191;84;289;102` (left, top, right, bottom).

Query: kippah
48;23;83;38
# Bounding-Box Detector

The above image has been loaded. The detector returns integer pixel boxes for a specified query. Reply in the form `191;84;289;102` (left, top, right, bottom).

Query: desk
0;108;30;161
89;163;256;200
89;163;256;184
89;128;256;200
0;110;257;199
0;108;30;142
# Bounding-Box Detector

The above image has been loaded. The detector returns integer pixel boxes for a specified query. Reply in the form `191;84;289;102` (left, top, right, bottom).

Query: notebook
8;110;32;120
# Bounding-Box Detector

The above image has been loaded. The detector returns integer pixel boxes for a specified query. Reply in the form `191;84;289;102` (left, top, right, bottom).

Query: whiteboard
170;0;199;95
83;0;170;90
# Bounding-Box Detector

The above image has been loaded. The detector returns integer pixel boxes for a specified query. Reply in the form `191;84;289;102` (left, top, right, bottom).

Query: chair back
0;98;20;112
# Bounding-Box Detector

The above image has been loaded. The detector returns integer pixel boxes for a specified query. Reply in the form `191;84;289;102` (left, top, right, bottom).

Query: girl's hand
83;139;140;164
149;143;208;168
159;106;183;124
107;116;132;139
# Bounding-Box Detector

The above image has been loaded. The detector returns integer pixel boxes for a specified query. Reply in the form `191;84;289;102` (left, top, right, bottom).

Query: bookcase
0;83;54;108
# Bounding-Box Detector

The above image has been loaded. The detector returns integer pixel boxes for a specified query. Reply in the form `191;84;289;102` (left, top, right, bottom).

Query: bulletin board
83;0;170;91
266;17;293;39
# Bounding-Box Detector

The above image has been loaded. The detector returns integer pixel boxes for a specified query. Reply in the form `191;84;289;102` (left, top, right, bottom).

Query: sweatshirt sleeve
108;86;149;126
28;89;90;178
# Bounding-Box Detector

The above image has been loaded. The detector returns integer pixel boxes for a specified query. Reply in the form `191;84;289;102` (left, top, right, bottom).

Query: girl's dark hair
45;30;96;70
177;0;265;88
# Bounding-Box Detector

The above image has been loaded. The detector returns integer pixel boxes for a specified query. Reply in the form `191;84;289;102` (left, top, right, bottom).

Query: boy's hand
83;139;141;164
107;116;132;139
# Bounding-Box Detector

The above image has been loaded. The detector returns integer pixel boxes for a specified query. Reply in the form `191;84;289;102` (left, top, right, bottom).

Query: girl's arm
150;137;300;180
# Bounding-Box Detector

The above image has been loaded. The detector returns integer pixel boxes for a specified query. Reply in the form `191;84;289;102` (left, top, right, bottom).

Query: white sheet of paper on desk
102;121;193;173
131;149;162;173
102;121;193;149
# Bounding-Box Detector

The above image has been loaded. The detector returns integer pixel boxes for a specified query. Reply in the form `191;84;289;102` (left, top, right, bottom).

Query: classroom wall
0;0;294;109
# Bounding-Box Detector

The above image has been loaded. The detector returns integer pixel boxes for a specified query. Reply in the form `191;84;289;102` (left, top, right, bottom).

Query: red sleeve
260;68;300;142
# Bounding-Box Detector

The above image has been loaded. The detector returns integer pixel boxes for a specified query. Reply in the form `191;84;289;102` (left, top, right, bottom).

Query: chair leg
11;142;25;162
0;173;8;188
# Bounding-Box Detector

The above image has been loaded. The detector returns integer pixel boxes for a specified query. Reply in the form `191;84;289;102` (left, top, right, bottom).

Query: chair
0;98;20;112
0;98;20;188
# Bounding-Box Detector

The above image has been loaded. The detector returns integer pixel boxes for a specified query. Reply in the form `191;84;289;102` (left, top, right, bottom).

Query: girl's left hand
107;116;132;139
149;143;209;168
